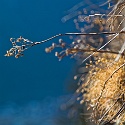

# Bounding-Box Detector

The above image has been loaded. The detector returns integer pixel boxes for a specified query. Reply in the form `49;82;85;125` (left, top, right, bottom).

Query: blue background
0;0;83;125
0;0;81;103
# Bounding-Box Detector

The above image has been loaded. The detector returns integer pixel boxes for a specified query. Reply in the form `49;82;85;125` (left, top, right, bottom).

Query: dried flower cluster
4;36;34;58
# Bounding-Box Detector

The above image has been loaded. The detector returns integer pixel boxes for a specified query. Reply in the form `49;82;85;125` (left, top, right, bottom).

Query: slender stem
31;31;125;46
70;48;123;55
88;14;125;17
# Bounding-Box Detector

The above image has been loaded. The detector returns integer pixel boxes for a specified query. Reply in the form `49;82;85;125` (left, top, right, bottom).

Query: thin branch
69;48;123;55
88;14;125;17
32;31;125;46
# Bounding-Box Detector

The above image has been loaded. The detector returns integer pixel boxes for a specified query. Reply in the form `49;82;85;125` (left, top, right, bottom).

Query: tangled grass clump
78;54;125;125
